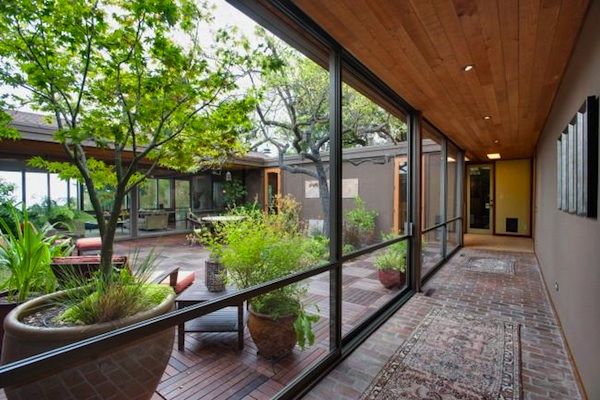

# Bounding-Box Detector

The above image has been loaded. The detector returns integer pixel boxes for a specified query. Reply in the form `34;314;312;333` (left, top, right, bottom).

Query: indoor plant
374;234;407;289
221;199;319;359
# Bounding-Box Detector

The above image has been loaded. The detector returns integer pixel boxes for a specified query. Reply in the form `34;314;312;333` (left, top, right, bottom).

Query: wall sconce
225;171;232;181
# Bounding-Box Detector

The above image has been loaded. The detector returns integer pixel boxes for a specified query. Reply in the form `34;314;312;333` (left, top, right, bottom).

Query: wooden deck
0;235;404;399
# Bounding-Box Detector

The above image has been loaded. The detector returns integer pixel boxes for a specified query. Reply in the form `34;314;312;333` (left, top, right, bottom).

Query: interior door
467;164;494;234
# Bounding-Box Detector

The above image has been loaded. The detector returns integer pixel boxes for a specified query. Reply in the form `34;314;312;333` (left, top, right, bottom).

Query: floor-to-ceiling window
420;122;464;281
340;71;411;337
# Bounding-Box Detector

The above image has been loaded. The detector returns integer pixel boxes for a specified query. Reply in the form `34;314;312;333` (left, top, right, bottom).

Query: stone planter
377;269;406;289
247;307;296;359
205;258;226;292
1;289;176;400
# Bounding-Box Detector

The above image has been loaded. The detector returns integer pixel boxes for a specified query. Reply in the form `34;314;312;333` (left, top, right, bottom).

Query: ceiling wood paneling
293;0;589;160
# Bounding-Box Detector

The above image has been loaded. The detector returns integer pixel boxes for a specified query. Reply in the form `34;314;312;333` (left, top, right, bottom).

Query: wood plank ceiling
292;0;589;160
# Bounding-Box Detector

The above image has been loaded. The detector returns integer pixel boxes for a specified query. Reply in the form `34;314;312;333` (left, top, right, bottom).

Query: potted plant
0;206;70;349
198;225;227;292
344;196;378;248
1;252;175;400
221;200;319;359
374;234;407;289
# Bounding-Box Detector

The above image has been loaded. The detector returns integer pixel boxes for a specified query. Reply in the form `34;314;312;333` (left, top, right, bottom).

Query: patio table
175;285;244;351
200;215;246;223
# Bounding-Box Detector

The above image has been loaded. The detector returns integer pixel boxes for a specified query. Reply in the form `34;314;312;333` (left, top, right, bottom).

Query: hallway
304;246;582;399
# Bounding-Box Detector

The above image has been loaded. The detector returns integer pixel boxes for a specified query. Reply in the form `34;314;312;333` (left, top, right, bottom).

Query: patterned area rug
464;256;516;275
360;307;521;400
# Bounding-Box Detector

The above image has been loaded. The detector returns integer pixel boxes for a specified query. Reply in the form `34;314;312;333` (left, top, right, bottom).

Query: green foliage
302;234;329;265
342;243;356;254
222;179;247;208
220;201;319;350
344;196;378;248
0;205;71;302
0;178;16;204
374;234;407;273
0;0;270;286
0;111;19;141
27;198;94;231
57;250;173;325
0;178;20;234
345;196;378;232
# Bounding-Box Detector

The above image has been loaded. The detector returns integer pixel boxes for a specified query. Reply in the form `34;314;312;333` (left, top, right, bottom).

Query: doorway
263;167;281;211
467;164;494;234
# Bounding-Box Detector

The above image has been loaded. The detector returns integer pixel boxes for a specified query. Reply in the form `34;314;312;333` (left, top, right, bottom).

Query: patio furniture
50;255;129;286
75;237;102;255
175;285;244;351
150;269;196;294
186;209;204;229
138;212;169;231
200;215;246;223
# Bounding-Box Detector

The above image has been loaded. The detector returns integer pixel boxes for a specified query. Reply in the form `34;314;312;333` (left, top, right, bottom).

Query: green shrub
0;205;71;302
220;205;319;350
28;198;94;231
344;196;378;248
222;179;247;208
374;234;407;273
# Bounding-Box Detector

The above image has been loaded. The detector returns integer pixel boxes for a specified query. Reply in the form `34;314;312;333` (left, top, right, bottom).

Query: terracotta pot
377;269;406;289
205;259;226;292
1;289;176;400
247;307;296;359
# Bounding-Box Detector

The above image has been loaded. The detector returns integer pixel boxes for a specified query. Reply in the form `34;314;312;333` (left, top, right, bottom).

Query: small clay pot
377;269;406;289
247;307;296;359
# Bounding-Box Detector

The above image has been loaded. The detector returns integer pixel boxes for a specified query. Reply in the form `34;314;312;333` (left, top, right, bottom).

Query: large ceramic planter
377;269;406;289
0;293;19;354
247;308;296;359
1;289;176;400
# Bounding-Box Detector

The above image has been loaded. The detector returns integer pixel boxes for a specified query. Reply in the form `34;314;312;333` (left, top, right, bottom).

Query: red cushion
161;271;195;294
76;237;102;251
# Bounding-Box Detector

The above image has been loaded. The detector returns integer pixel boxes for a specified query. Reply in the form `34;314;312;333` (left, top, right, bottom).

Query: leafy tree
0;0;263;282
246;31;407;234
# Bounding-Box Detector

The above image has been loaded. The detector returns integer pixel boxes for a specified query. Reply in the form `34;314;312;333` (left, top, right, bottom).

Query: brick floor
303;247;583;400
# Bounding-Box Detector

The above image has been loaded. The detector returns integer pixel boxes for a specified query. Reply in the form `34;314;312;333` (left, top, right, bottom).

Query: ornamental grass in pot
1;251;175;400
374;234;407;289
221;198;320;359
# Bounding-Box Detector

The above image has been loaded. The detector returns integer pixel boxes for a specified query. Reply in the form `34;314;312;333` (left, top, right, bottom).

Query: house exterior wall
534;1;600;398
280;157;396;236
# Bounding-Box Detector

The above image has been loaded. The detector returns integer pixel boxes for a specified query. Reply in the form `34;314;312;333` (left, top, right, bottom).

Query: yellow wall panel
495;159;531;235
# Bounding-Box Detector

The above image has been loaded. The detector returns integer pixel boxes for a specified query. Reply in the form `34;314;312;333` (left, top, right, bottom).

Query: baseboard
533;251;589;400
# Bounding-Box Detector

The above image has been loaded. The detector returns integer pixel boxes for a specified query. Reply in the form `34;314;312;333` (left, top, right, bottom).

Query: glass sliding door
421;125;444;276
340;67;411;338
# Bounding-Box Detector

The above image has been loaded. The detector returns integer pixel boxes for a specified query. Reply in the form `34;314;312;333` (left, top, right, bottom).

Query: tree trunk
315;163;330;237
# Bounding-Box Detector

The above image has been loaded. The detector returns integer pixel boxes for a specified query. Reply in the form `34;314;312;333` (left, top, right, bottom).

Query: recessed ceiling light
447;157;456;162
483;115;491;120
463;64;474;72
494;139;500;144
487;153;501;160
